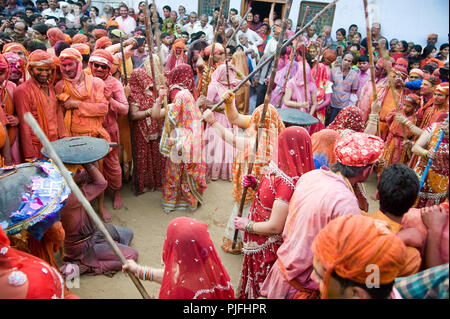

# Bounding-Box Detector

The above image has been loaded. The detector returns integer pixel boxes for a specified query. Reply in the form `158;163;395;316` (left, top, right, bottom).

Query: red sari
129;68;164;194
237;127;315;299
159;217;234;299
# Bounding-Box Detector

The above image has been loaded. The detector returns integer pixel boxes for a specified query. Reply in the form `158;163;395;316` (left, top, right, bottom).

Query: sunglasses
93;63;108;70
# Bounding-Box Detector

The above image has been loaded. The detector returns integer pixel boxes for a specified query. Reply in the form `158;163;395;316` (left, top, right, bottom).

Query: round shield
0;161;71;240
276;108;319;126
41;136;110;164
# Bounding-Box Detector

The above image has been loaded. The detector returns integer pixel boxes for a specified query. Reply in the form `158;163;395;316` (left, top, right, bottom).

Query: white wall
92;0;449;47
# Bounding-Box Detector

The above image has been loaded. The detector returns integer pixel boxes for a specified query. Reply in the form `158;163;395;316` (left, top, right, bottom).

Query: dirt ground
68;173;379;299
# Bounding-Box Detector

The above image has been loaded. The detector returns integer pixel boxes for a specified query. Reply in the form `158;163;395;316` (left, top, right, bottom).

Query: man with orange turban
55;48;110;218
72;34;88;44
14;49;67;160
93;28;108;40
260;131;385;299
89;49;129;220
46;28;67;57
94;36;113;51
311;215;408;299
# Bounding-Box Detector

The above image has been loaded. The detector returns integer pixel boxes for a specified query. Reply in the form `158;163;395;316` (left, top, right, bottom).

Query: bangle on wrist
149;267;153;282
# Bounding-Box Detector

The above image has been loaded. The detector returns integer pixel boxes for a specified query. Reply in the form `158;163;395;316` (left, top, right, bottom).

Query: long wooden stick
23;113;151;299
277;6;310;108
201;0;226;96
363;0;378;106
210;0;339;113
232;0;293;250
119;33;128;86
143;0;157;96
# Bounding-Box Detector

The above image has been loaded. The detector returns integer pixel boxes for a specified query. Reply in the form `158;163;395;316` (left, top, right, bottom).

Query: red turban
89;49;114;68
93;29;108;40
3;52;25;82
94;36;113;50
72;34;88;44
47;28;66;47
312;215;407;299
71;43;90;56
334;131;385;167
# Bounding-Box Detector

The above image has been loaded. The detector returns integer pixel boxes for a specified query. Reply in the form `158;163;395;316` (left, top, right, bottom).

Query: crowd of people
0;0;449;300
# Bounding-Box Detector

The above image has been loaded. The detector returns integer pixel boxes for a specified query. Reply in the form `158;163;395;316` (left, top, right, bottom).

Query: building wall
93;0;449;47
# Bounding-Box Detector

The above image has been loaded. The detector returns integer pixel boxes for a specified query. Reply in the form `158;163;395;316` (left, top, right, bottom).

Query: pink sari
204;63;240;182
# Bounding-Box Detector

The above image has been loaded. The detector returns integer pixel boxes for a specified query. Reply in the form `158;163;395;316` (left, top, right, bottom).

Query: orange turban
27;49;55;69
107;18;119;29
47;28;66;47
173;39;185;53
71;43;90;56
59;48;82;63
311;215;407;299
64;34;72;44
94;36;113;50
322;49;337;63
72;34;88;44
89;49;114;68
93;29;108;40
2;42;29;59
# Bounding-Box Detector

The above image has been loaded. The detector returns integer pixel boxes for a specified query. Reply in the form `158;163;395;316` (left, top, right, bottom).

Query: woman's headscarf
206;63;240;103
311;129;340;167
327;105;365;132
269;126;314;187
129;68;160;140
232;104;285;204
312;215;407;299
160;217;234;299
167;63;196;101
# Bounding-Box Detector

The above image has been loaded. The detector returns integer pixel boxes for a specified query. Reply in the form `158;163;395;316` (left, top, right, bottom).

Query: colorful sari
129;68;165;194
160;64;206;212
269;59;298;108
327;105;365;132
237;127;315;299
231;51;250;114
159;217;234;299
222;104;285;254
413;122;449;208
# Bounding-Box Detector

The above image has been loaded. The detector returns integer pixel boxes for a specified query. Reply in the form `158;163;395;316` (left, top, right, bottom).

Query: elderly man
184;11;201;36
361;22;388;52
311;215;408;299
237;21;263;48
193;14;214;44
89;49;129;219
14;49;67;160
260;131;385;299
303;24;318;46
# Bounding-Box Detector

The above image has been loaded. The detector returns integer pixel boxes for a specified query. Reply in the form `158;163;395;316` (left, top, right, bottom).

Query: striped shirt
330;67;359;109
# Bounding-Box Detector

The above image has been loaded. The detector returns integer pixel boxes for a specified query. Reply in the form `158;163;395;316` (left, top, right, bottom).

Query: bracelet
244;221;255;234
142;266;147;281
367;120;378;126
145;109;151;117
149;267;153;282
368;114;379;121
135;265;140;278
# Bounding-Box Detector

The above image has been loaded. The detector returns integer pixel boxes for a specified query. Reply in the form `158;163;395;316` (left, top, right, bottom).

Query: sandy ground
67;173;379;299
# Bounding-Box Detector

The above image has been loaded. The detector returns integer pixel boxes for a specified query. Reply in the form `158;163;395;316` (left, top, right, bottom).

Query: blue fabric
405;80;423;90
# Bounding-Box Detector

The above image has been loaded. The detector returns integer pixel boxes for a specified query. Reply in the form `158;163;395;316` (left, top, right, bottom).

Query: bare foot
99;208;113;223
113;191;123;210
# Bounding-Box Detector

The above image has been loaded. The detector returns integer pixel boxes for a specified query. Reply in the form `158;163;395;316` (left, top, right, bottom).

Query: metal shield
276;108;319;126
40;136;110;164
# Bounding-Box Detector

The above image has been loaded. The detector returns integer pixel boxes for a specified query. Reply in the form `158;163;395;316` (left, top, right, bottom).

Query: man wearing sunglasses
88;49;129;221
